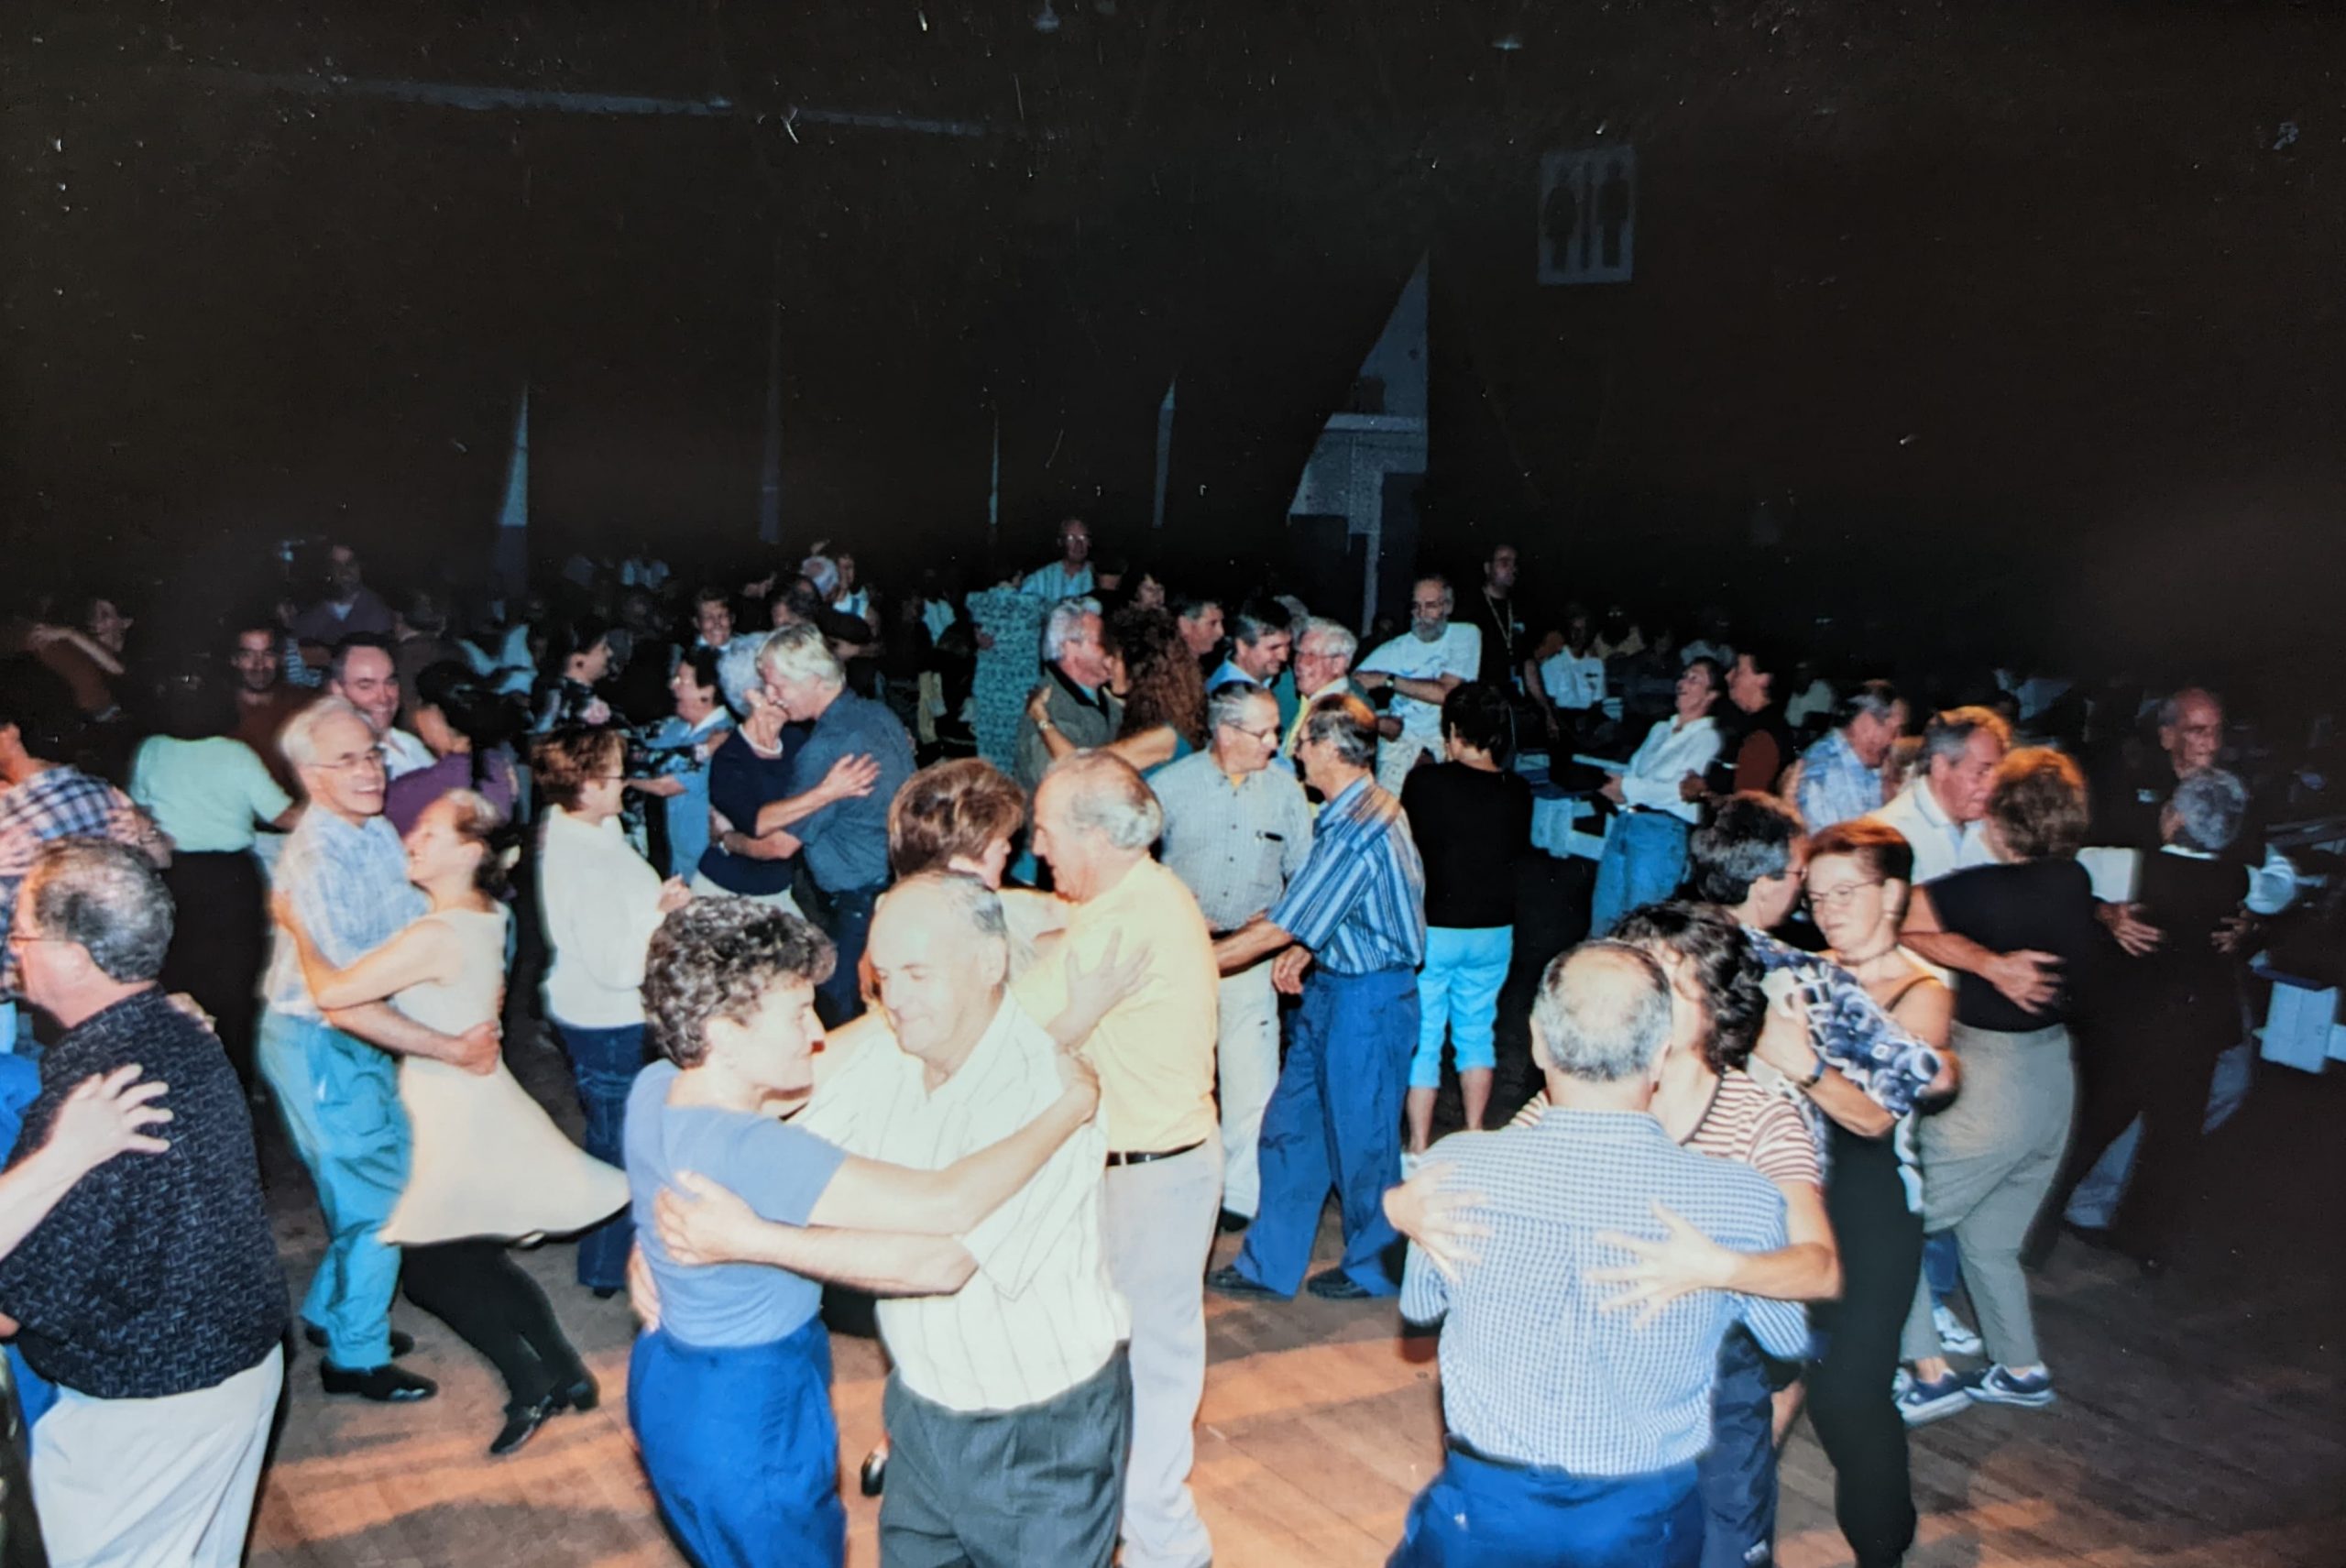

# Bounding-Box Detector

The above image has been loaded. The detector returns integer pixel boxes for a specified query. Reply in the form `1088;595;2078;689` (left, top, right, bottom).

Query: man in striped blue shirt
1386;942;1808;1568
1207;693;1427;1301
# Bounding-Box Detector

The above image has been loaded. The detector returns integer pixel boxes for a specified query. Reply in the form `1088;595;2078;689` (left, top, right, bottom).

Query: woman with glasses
533;726;693;1299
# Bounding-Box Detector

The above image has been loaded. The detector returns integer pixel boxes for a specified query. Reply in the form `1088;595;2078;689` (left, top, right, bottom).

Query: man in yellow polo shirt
1019;751;1220;1568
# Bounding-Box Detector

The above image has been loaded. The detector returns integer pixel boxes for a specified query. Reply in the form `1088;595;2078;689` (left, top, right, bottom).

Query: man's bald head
1530;941;1675;1085
870;872;1010;1062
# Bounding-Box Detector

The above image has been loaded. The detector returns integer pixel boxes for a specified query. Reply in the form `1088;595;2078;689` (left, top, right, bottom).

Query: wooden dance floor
247;1029;2346;1567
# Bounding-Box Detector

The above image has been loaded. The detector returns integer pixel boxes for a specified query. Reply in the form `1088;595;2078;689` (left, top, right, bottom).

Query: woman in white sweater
532;727;689;1296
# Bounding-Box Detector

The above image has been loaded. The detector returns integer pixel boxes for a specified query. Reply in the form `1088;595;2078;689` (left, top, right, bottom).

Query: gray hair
879;870;1010;948
1207;681;1277;735
1039;751;1163;850
279;696;367;772
757;622;845;691
2168;768;2248;853
1274;593;1311;627
2156;686;2220;730
1042;598;1103;664
1299;692;1378;769
717;631;773;718
1531;941;1674;1084
1919;706;2012;771
1296;617;1357;671
27;839;173;983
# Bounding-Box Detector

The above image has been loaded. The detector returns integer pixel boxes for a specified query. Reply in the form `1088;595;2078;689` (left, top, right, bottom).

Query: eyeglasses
318;749;388;773
5;927;56;951
1806;880;1882;911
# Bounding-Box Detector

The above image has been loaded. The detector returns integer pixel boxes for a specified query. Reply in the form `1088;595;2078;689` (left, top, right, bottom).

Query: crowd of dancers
0;523;2314;1567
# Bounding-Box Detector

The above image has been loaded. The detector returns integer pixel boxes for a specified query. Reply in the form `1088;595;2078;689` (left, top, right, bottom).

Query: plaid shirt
0;767;160;999
1267;775;1425;975
1795;729;1883;831
1404;1109;1806;1475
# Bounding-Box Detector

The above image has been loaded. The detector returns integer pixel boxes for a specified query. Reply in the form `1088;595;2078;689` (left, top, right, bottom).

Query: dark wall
3;1;2339;689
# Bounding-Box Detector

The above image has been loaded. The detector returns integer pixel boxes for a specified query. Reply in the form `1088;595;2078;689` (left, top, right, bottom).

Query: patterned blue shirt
1743;927;1946;1209
263;809;426;1017
789;689;915;894
1404;1109;1806;1476
1795;728;1883;832
1267;775;1425;975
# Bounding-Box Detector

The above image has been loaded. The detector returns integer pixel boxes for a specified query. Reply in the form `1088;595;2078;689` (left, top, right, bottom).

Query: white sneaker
1934;1302;1985;1358
1400;1150;1424;1181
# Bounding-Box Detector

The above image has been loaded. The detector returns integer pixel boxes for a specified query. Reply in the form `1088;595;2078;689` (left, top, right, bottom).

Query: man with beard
1354;576;1482;795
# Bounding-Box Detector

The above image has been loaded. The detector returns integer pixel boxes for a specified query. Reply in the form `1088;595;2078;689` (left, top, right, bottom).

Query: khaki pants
34;1349;284;1568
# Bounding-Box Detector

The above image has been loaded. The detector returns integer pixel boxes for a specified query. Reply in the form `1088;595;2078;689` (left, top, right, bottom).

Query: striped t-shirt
1513;1070;1818;1190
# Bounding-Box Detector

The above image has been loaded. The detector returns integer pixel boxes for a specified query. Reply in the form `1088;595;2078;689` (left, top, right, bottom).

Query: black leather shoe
553;1372;600;1413
303;1324;415;1358
1216;1209;1252;1234
321;1361;437;1402
1205;1265;1287;1302
490;1394;562;1457
1306;1266;1376;1301
859;1446;888;1497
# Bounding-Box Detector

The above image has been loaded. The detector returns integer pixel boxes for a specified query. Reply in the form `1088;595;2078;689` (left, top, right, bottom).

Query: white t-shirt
1540;649;1606;711
1358;622;1484;750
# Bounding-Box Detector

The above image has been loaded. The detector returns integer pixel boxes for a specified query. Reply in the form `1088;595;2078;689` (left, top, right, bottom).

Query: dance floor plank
246;1029;2346;1567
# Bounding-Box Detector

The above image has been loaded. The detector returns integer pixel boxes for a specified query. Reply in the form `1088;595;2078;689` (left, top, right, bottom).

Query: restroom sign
1539;146;1636;285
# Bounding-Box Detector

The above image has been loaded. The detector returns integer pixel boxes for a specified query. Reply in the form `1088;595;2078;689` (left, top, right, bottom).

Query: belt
1104;1140;1204;1168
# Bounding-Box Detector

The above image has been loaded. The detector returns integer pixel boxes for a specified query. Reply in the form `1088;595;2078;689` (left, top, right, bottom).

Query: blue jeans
1232;966;1418;1297
1589;811;1692;938
1697;1329;1780;1568
630;1318;844;1568
1389;1447;1701;1568
1411;927;1513;1090
258;1008;410;1368
812;885;881;1027
553;1019;648;1291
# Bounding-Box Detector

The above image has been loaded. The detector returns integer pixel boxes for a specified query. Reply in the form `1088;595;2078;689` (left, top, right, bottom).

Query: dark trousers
159;850;266;1089
879;1347;1133;1568
401;1238;586;1411
1698;1328;1780;1568
1233;966;1418;1296
809;884;882;1027
1805;1123;1921;1568
630;1319;843;1568
2041;1014;2225;1262
1389;1447;1701;1568
551;1018;647;1290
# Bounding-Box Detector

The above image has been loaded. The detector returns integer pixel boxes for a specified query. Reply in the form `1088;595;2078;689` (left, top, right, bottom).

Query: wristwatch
1799;1054;1827;1090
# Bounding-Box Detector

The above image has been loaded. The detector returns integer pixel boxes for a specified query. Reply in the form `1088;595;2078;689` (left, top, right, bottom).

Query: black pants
2045;1013;2227;1260
1806;1123;1922;1568
159;850;266;1090
401;1240;585;1410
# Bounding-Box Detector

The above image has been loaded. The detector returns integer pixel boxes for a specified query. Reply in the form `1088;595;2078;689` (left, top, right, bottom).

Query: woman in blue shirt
625;898;1101;1568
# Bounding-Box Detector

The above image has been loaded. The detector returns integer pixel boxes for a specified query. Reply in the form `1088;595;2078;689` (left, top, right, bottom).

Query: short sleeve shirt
624;1060;848;1348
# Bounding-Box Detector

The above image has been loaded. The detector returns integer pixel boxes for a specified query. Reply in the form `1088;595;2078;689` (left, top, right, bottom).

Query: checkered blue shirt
0;767;152;999
1403;1109;1806;1476
1266;775;1425;975
1795;729;1884;832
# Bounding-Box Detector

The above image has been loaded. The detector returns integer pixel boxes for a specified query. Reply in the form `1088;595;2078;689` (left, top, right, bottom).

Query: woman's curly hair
642;898;837;1068
1105;605;1207;750
1612;900;1766;1071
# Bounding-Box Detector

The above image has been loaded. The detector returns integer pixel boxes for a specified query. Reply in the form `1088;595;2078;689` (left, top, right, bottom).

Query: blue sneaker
1894;1367;1973;1426
1965;1364;2056;1409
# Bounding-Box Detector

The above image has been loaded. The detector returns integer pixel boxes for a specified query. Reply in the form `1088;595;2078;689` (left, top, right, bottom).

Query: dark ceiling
4;1;2341;687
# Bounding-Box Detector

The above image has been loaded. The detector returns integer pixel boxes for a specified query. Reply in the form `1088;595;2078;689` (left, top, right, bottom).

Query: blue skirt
629;1317;845;1568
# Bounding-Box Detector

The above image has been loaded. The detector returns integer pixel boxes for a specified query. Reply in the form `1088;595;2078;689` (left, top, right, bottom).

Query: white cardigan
539;806;667;1027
